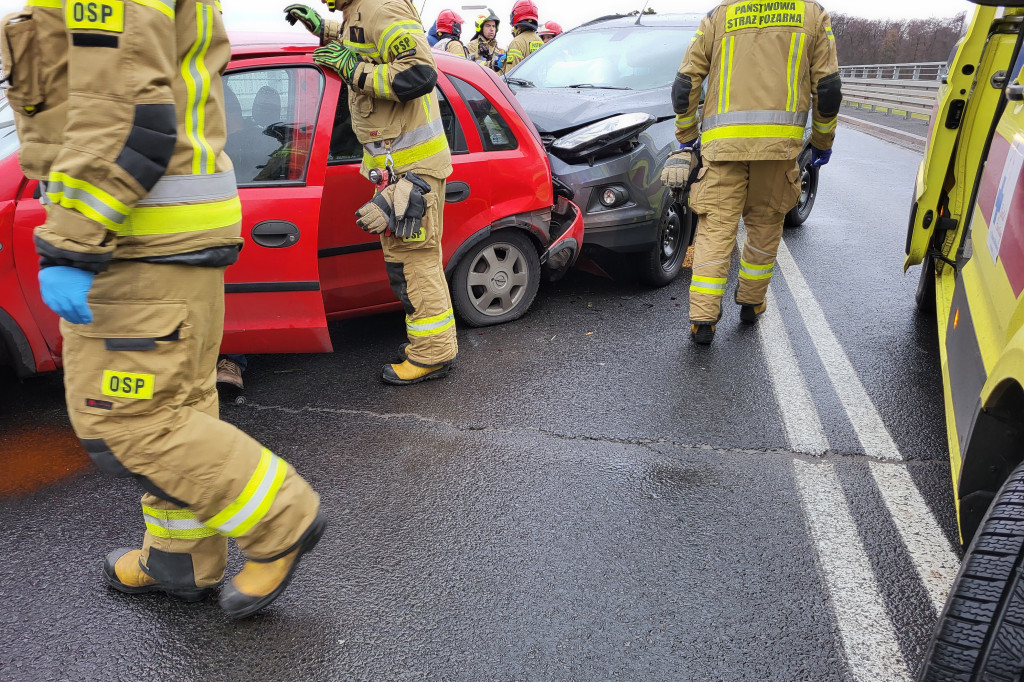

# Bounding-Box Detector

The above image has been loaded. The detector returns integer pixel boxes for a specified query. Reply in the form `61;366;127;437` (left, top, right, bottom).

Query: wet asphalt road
0;127;958;681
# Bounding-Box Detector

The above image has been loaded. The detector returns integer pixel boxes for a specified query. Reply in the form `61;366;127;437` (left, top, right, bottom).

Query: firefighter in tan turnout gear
502;0;543;71
285;0;458;384
467;9;504;71
664;0;841;345
0;0;325;616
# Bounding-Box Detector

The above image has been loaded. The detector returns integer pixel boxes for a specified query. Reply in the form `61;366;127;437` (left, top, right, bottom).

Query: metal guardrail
839;62;943;121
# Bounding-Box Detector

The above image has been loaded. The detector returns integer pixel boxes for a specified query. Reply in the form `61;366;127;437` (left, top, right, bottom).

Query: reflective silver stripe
184;3;215;174
210;453;284;535
38;181;51;205
407;309;455;333
137;170;239;206
144;514;207;532
740;263;774;276
45;179;128;225
362;116;445;160
379;21;422;57
702;110;808;130
813;117;838;134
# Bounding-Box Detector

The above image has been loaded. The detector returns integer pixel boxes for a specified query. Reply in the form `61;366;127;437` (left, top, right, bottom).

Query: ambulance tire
917;462;1024;682
784;163;818;227
451;229;540;327
638;200;692;287
915;254;937;315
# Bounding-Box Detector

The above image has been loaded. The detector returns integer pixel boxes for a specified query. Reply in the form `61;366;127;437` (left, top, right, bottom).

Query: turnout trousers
62;260;320;591
687;158;803;322
382;174;459;366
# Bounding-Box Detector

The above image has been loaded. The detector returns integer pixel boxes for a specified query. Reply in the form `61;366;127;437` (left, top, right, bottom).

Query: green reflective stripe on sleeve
379;21;422;58
204;449;287;538
131;0;174;19
813;117;837;134
406;308;455;337
508;49;523;59
142;505;219;540
46;172;130;229
690;275;727;296
344;40;380;59
826;27;834;40
116;196;242;236
182;2;215;175
374;64;391;99
787;32;806;112
676;114;697;128
739;259;774;280
702;124;805;144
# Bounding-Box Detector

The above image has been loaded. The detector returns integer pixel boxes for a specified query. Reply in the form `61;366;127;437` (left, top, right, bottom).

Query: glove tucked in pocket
391;172;432;240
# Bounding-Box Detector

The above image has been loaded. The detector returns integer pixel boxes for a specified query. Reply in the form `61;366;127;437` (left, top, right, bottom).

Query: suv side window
223;67;323;185
448;76;518;152
329;85;468;162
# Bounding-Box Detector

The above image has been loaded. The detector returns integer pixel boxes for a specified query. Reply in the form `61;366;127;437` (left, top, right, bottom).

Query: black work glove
391;173;432;240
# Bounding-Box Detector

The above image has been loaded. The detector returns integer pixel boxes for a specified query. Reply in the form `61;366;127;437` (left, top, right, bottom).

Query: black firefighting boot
382;360;450;385
103;549;216;602
690;322;716;345
739;300;767;324
218;512;327;619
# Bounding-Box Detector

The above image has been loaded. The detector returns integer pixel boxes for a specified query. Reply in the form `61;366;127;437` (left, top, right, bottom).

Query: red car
0;34;583;377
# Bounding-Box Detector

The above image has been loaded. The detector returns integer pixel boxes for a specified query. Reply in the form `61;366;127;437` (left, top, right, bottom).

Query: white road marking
757;288;830;455
794;459;912;682
866;461;959;613
774;239;902;461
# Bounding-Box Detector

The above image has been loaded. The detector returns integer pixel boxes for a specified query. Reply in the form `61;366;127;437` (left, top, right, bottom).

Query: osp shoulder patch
725;0;806;32
66;0;125;32
101;370;155;400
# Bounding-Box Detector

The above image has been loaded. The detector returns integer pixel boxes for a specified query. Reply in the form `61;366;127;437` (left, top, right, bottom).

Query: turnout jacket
504;27;542;69
1;0;243;272
673;0;842;162
323;0;452;180
467;36;503;69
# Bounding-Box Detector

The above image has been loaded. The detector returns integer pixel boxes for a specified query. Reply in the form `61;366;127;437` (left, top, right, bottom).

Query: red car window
447;75;518;152
223;66;323;184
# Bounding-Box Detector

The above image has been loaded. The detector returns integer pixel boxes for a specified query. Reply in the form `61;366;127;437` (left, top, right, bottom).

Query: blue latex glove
494;53;506;70
810;146;832;168
38;266;95;324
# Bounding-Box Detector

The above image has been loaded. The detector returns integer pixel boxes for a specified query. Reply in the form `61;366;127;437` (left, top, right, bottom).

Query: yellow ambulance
909;1;1024;678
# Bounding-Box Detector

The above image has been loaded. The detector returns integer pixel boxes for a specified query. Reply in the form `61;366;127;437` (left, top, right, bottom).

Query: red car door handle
251;220;301;248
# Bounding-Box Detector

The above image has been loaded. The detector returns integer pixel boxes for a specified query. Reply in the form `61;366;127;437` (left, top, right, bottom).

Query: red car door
316;69;493;319
219;59;332;354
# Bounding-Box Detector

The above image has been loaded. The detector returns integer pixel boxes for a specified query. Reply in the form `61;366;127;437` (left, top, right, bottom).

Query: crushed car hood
511;86;674;135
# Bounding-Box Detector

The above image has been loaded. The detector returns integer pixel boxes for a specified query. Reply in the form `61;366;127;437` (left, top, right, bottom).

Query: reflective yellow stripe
407;308;455;337
375;64;391;99
182;3;215;175
115;196;241;236
379;21;422;58
826;27;834;41
27;0;62;7
788;32;806;112
204;449;287;538
676;114;697;128
344;40;380;59
131;0;174;20
813;117;837;134
691;275;727;296
46;172;130;229
786;34;797;112
725;36;735;113
739;259;774;280
702;124;805;144
718;38;727;114
508;49;523;59
142;505;218;540
363;133;448;170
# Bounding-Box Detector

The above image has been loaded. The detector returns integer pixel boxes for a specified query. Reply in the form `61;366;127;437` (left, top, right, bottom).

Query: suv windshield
0;95;18;161
509;25;697;91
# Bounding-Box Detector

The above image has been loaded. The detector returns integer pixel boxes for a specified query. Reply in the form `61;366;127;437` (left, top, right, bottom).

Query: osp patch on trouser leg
735;159;801;306
63;261;320;575
687;160;749;323
381;174;458;366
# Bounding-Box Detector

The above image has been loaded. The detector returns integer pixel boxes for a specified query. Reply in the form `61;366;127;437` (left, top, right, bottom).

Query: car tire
638;200;694;287
917;461;1024;682
915;254;937;315
784;162;819;227
451;229;540;327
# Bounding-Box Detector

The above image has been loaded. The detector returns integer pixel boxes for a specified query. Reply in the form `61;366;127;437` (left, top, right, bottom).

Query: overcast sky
0;0;977;45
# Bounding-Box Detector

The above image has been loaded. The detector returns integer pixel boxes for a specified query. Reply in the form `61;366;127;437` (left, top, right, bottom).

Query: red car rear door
219;60;332;354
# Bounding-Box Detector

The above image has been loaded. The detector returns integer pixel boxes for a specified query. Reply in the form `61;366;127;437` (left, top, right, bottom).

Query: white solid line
774;239;901;460
758;288;830;455
794;459;912;682
867;461;960;614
